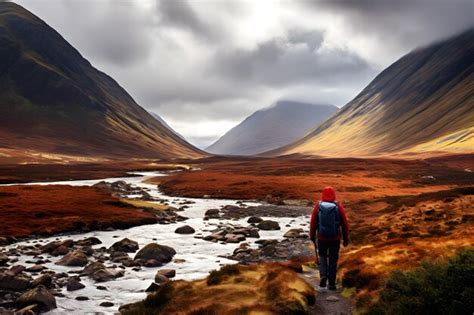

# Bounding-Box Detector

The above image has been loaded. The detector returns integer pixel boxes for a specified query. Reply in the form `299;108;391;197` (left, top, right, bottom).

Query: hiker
309;186;349;290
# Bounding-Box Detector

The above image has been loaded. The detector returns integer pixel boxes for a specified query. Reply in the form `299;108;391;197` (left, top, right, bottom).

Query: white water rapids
2;171;310;314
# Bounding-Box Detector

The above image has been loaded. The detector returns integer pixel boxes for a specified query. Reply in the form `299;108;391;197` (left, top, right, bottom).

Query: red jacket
309;186;349;242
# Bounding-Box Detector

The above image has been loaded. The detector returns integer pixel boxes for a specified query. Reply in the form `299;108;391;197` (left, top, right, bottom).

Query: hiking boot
328;283;337;291
319;277;327;288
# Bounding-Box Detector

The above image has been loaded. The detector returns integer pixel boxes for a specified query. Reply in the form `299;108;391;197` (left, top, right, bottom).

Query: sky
14;0;474;148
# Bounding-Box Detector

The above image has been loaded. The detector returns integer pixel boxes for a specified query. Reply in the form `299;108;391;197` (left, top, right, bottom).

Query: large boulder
174;225;195;234
0;273;31;291
109;238;139;253
55;251;88;266
257;220;281;231
16;285;57;312
134;243;176;266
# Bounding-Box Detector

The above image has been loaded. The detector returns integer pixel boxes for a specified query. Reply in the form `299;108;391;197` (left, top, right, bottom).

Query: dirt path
301;265;353;315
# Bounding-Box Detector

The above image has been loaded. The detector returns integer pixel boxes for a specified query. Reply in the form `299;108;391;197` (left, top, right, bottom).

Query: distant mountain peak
206;101;337;156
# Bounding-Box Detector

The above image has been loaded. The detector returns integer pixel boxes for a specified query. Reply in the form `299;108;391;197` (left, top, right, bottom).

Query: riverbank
0;185;158;241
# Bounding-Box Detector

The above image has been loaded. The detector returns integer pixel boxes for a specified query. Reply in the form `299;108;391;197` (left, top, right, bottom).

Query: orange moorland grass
120;263;315;315
0;185;158;238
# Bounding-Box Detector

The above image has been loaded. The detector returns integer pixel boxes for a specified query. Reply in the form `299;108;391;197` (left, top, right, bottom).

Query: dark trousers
317;239;340;285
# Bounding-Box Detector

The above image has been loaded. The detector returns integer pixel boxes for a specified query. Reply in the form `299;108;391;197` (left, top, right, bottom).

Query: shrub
207;264;241;285
368;248;474;315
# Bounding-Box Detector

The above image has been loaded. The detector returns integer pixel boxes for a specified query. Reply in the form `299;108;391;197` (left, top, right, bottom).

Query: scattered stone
109;238;139;253
156;269;175;278
26;265;45;273
16;285;56;312
0;273;31;291
100;301;114;307
0;253;9;266
204;209;220;219
326;295;339;302
257;220;280;230
81;262;106;276
31;274;52;288
283;228;308;239
90;268;124;282
96;286;107;291
66;278;85;291
134;243;176;266
154;274;170;284
247;216;263;224
174;225;195;234
55;251;88;267
76;237;102;246
75;296;89;301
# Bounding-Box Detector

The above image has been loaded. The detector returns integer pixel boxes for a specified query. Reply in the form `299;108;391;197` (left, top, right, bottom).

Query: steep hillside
207;101;337;155
269;30;474;157
0;3;204;160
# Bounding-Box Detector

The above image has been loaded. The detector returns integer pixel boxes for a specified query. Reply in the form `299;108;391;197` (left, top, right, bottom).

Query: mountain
150;112;185;141
206;101;338;155
0;3;204;160
268;30;474;157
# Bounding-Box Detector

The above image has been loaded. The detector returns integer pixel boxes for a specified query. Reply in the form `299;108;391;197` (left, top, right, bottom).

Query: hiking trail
301;265;353;315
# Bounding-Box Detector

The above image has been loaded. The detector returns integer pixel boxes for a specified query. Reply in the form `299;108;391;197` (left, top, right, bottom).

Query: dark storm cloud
302;0;474;60
211;30;375;87
158;0;219;40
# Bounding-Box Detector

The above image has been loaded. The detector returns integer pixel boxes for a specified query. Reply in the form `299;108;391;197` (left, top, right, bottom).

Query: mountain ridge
0;2;204;160
266;29;474;157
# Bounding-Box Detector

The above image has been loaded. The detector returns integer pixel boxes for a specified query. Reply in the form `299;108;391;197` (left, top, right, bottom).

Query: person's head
321;186;336;202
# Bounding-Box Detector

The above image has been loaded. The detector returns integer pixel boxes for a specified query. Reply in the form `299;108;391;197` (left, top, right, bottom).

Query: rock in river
55;251;88;267
156;269;176;278
66;277;85;291
109;238;139;253
16;285;57;312
134;243;176;267
257;220;281;230
247;216;263;224
0;272;31;291
174;225;195;234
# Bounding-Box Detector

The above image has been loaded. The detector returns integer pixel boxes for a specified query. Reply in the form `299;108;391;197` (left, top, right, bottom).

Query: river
2;171;310;313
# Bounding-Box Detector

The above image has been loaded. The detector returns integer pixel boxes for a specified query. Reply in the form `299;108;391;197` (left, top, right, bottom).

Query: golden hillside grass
120;263;315;315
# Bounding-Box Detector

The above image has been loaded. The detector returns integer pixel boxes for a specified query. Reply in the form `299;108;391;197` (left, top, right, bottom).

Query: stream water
2;171;310;314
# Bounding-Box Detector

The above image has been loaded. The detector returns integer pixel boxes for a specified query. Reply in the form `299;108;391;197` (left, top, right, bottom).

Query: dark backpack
317;201;341;237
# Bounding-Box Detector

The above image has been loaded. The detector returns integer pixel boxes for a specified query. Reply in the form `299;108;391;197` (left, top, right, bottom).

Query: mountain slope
151;112;185;141
207;101;337;155
0;3;204;160
269;30;474;157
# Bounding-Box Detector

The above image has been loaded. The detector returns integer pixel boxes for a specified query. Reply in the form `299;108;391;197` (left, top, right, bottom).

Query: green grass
367;248;474;315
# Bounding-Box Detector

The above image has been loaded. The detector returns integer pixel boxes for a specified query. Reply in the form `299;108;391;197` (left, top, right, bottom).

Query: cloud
211;29;374;87
13;0;474;147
